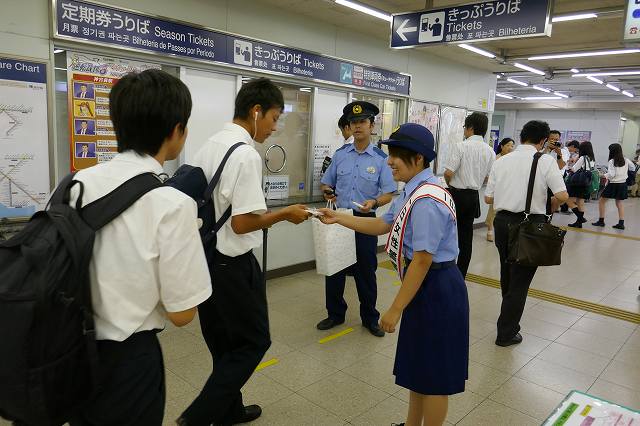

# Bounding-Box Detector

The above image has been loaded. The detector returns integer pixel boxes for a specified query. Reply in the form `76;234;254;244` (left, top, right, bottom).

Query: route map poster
0;56;49;219
66;51;159;171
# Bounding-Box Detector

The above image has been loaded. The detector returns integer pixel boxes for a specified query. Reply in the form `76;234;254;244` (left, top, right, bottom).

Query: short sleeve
570;156;584;173
410;199;447;255
562;148;570;162
544;160;567;195
158;197;212;312
382;195;401;224
321;152;338;187
379;162;397;194
485;164;496;198
221;149;268;216
443;142;461;173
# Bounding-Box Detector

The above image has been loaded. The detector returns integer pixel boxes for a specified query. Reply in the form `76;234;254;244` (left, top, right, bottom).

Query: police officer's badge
367;166;376;174
353;104;363;114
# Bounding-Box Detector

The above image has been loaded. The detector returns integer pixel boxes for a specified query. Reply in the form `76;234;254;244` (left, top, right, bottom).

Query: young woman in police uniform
320;123;469;426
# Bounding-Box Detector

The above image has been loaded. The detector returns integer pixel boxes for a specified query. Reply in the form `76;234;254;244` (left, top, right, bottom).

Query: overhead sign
391;0;552;49
623;0;640;42
54;0;411;96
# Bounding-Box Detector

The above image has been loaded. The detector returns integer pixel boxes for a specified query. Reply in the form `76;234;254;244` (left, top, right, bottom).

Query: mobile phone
305;208;324;217
352;201;365;209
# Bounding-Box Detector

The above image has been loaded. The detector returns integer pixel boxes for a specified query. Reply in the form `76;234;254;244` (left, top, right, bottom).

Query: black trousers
182;251;271;426
494;211;546;342
325;211;380;327
70;330;165;426
448;188;480;278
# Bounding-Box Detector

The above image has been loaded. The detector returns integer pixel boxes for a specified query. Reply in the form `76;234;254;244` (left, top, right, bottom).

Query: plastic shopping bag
312;202;356;276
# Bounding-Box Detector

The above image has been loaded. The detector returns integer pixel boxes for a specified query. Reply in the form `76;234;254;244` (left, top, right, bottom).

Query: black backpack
0;172;162;425
166;142;244;265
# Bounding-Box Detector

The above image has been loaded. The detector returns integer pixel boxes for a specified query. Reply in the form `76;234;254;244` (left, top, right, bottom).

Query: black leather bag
507;153;567;267
566;157;593;187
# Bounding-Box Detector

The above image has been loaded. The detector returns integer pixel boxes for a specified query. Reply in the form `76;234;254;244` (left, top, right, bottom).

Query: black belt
353;211;376;218
496;211;547;220
404;259;457;270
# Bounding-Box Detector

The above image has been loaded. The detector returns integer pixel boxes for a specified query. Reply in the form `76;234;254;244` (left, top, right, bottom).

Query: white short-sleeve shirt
192;123;267;257
443;135;495;190
486;144;567;214
69;151;212;341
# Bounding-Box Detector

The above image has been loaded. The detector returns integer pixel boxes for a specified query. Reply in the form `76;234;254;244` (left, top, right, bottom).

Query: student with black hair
566;141;596;228
338;113;353;144
444;112;495;278
485;137;515;241
69;69;213;425
560;140;581;214
485;120;568;347
179;78;310;426
592;143;635;230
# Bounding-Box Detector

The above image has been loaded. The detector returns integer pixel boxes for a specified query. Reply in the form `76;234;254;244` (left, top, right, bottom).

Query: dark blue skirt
393;265;469;395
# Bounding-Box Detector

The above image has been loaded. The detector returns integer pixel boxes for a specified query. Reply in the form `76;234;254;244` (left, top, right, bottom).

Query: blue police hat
343;101;379;121
381;123;437;162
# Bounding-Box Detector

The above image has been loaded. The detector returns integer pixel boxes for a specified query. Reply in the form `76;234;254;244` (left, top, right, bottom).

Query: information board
436;106;467;176
544;390;640;426
408;100;440;140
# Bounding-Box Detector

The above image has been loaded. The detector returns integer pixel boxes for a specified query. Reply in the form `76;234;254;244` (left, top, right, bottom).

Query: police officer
317;101;396;337
319;123;469;425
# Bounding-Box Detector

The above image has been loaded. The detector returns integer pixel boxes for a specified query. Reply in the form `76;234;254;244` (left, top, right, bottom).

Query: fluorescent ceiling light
529;49;640;61
522;96;563;100
574;70;640;77
495;93;514;99
554;92;570;98
622;91;635;98
586;76;604;84
53;48;65;54
606;84;621;92
513;62;545;76
334;0;391;22
459;43;496;58
570;68;580;74
507;78;529;87
532;85;551;93
551;13;598;23
496;75;501;79
621;117;628;121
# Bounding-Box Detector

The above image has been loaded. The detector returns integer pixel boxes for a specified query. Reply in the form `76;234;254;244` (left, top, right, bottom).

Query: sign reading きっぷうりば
391;0;551;49
54;0;410;96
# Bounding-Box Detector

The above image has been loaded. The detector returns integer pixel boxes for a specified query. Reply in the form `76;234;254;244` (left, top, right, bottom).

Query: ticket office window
350;94;403;147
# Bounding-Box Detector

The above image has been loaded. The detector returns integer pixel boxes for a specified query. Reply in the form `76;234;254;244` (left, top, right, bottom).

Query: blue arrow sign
390;0;552;49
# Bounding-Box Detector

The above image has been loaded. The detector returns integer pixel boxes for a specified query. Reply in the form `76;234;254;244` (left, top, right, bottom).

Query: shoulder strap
524;152;543;215
48;172;82;209
81;172;163;230
203;142;246;203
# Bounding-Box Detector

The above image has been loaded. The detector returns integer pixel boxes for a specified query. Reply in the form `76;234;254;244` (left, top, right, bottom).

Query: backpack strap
81;173;164;231
204;142;246;231
48;172;83;210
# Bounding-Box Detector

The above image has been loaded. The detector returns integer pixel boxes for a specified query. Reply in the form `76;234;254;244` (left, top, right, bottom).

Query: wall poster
436;106;467;176
66;51;159;171
0;56;49;218
408;100;440;140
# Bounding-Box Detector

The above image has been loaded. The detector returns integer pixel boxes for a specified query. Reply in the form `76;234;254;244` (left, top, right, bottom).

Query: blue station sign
390;0;552;49
54;0;411;95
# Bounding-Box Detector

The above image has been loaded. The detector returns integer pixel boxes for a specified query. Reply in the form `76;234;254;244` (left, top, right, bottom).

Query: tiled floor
2;198;638;425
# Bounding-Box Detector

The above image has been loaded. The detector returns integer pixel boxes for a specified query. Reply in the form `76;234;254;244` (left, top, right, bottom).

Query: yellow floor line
255;358;279;371
318;327;354;344
561;226;640;242
380;260;395;271
393;280;402;286
465;273;640;324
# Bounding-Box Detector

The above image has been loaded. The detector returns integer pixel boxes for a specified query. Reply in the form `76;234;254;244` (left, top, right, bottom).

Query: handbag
312;201;357;276
565;157;593;188
507;152;567;267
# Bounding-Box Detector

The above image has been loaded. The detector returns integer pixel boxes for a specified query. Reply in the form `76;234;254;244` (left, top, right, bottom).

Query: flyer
544;390;640;426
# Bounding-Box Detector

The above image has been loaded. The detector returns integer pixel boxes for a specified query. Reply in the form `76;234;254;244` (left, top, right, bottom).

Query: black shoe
316;317;345;330
391;423;405;426
568;222;582;228
495;333;523;347
233;405;262;424
592;221;605;227
365;323;385;337
613;223;625;230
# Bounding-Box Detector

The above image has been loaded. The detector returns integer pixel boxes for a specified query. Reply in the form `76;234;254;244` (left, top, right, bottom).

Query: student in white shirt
592;143;634;230
339;113;354;144
444;112;495;278
485;121;568;347
565;141;596;228
179;78;310;426
69;69;212;425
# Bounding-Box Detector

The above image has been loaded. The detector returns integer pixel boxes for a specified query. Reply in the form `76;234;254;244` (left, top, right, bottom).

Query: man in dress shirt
485;120;568;347
339;114;353;144
444;112;495;278
317;101;396;337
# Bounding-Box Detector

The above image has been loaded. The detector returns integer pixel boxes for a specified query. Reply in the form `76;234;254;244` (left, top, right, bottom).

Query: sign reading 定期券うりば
54;0;410;96
390;0;551;49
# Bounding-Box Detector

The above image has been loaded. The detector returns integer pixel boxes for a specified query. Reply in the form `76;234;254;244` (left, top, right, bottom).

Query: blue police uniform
381;124;469;396
319;102;396;330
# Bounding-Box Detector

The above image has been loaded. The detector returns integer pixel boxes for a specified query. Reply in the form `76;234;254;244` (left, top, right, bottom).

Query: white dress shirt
486;144;567;214
570;156;594;173
605;158;635;183
444;135;495;190
192;123;267;257
69;151;212;341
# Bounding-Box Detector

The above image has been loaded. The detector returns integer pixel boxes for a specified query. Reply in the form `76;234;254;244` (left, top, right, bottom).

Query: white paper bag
312;206;357;276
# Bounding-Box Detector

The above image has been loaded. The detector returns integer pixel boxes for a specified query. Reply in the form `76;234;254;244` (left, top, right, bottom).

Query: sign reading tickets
66;51;159;171
391;0;551;49
55;0;410;96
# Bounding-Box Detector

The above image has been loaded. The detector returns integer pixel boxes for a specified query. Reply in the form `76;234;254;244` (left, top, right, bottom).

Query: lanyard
385;183;456;280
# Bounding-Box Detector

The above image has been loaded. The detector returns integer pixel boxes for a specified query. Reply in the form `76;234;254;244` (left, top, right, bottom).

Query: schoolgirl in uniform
320;123;469;426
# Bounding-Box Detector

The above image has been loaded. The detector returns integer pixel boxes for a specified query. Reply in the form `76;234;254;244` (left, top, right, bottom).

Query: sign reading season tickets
66;51;159;171
54;0;410;96
391;0;551;48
